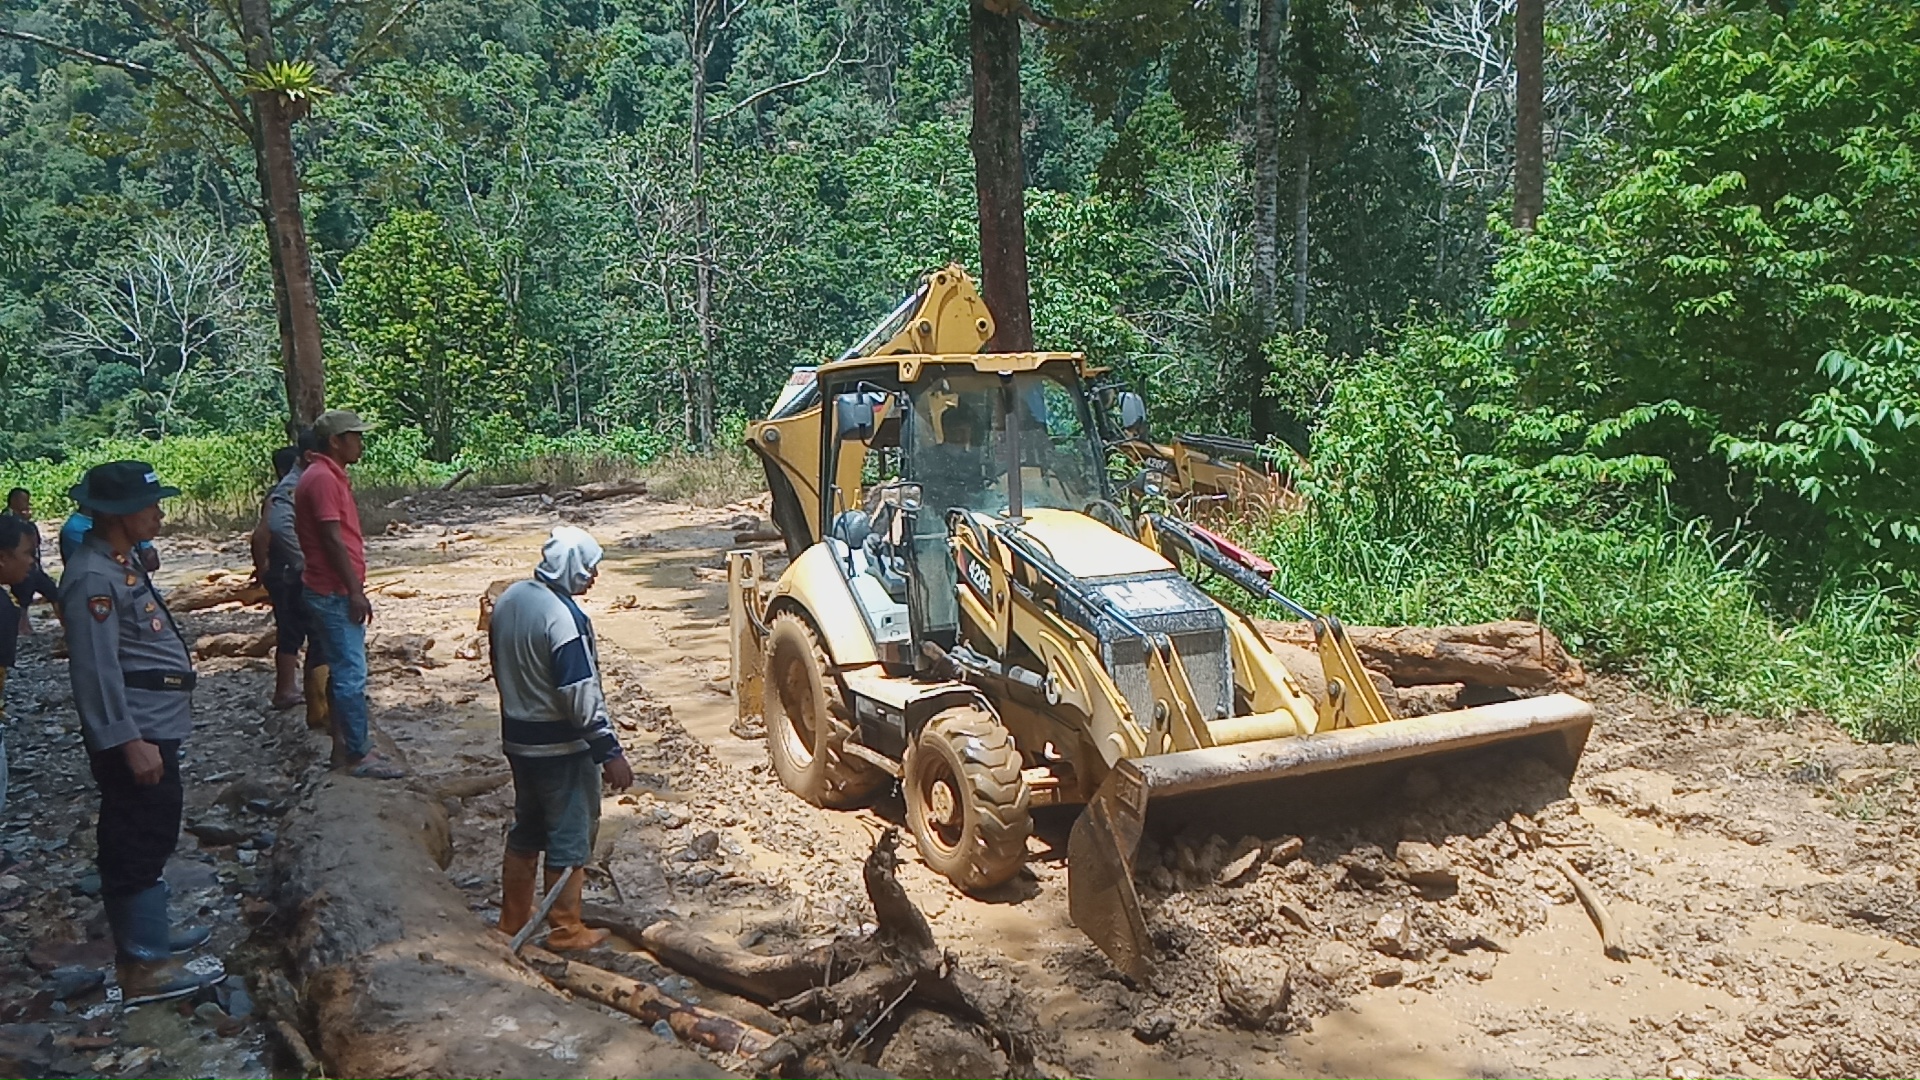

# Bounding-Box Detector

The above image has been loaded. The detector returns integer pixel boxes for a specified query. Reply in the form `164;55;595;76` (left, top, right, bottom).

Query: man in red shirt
295;410;404;779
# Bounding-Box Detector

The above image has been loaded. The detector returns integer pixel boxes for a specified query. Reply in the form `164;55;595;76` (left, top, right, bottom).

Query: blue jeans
304;589;370;759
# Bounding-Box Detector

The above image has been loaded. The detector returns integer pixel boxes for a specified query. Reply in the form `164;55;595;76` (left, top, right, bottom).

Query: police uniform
60;531;196;898
56;460;219;1004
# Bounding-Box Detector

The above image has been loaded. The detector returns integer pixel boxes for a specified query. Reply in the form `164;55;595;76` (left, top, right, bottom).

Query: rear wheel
764;611;888;808
905;704;1032;892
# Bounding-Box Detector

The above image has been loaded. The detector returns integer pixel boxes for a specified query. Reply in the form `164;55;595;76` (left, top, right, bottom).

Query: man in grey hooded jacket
489;526;632;949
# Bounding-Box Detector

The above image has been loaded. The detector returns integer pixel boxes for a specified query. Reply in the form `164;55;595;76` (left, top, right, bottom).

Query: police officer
60;461;223;1003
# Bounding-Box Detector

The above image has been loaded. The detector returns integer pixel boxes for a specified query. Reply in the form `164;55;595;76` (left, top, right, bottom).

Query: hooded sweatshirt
490;527;621;761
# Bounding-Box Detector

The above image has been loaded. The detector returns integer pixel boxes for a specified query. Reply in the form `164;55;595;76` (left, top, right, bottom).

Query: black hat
69;460;180;515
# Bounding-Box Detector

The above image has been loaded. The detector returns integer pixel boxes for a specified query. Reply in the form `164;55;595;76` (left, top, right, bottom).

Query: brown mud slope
13;484;1919;1078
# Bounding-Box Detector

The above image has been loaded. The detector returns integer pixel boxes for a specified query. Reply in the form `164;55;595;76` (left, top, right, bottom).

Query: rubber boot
542;865;607;951
498;849;539;937
305;664;332;732
106;884;224;1005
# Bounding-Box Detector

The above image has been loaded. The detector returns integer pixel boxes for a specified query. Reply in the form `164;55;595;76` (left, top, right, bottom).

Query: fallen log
573;478;649;502
196;626;277;659
631;919;861;1005
626;830;1037;1074
1256;619;1584;689
438;466;475;492
167;571;269;613
520;946;780;1057
733;528;785;544
486;481;551;498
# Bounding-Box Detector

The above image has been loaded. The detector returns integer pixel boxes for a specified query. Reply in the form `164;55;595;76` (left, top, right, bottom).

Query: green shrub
0;431;282;525
1244;323;1920;740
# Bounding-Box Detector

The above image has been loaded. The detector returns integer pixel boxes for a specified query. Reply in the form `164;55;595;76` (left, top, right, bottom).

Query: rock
1394;841;1457;890
1370;910;1414;957
186;819;249;847
1306;941;1361;980
1464;954;1497;981
74;873;101;897
1131;1010;1175;1044
47;966;104;1001
1215;948;1292;1029
684;830;720;861
194;1002;226;1025
213;779;282;811
1216;847;1264;886
0;1023;89;1076
875;1009;1008;1080
1666;1059;1709;1080
1369;965;1404;987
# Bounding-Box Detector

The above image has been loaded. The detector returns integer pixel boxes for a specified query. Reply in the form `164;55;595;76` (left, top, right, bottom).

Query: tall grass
1251;508;1920;739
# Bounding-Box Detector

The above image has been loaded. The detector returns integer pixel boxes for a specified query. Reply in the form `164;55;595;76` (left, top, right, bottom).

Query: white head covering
535;526;603;596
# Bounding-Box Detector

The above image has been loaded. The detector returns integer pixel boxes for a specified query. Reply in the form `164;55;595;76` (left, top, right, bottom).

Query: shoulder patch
88;596;113;622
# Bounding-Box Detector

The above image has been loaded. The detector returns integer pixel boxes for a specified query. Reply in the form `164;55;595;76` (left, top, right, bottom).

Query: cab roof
815;351;1088;383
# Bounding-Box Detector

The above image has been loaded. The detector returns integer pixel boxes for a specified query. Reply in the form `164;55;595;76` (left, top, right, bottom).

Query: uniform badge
150;617;164;632
144;602;155;613
125;574;138;586
88;596;113;622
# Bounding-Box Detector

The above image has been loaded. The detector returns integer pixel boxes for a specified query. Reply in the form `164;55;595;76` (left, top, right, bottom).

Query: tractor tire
905;704;1032;893
763;611;888;808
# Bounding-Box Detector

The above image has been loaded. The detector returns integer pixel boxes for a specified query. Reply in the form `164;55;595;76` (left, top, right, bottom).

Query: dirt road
9;484;1920;1077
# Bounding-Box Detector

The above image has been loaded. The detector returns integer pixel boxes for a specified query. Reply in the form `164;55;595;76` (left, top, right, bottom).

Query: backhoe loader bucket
1067;693;1595;981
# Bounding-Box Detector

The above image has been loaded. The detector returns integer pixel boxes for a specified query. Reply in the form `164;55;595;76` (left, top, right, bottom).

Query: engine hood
1008;508;1174;579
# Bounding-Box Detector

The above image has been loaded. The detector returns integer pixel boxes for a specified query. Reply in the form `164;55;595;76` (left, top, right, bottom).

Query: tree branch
712;38;854;122
0;28;153;75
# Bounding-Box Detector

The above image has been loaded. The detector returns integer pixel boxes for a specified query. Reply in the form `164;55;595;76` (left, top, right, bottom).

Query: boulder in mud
1394;841;1457;891
876;1009;1007;1079
1215;947;1292;1029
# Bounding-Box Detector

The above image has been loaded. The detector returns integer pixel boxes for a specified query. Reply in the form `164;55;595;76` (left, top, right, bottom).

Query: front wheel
905;704;1032;893
763;611;888;808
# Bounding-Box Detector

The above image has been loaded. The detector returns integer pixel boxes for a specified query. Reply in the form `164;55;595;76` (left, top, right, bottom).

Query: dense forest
0;0;1915;732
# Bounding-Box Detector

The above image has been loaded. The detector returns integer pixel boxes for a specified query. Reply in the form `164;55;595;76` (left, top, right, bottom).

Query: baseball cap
313;410;374;440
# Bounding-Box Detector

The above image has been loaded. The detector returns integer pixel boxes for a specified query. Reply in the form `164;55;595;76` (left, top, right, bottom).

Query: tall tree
1512;0;1544;231
1247;0;1288;429
0;0;416;430
239;0;327;427
971;0;1034;352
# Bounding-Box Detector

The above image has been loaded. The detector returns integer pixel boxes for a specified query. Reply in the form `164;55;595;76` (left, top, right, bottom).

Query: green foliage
1249;322;1920;739
1494;0;1920;578
0;431;281;524
336;210;534;461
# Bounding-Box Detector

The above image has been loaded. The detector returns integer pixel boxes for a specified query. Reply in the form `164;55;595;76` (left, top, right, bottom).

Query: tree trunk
969;0;1033;353
1245;0;1286;434
1290;145;1310;332
1288;3;1314;334
1513;0;1544;232
239;0;325;429
689;4;718;448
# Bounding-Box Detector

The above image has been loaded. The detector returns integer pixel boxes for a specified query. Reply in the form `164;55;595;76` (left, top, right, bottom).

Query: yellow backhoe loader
729;266;1593;980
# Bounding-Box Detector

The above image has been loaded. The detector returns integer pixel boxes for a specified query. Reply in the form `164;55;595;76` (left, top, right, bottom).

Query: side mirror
1117;391;1147;431
835;392;879;441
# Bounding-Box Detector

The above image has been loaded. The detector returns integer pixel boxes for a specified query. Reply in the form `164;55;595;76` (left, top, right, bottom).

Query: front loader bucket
1067;693;1595;981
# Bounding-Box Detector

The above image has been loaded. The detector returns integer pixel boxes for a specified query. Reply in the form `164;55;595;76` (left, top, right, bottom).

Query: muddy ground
4;484;1920;1078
